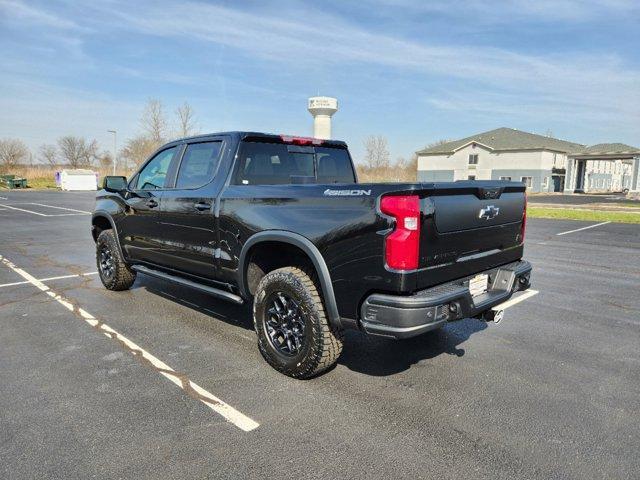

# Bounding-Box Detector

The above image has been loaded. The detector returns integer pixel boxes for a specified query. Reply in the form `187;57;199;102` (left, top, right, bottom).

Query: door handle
194;202;211;211
146;199;159;208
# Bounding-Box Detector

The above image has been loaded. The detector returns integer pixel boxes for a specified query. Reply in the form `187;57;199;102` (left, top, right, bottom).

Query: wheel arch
92;212;127;261
238;231;341;328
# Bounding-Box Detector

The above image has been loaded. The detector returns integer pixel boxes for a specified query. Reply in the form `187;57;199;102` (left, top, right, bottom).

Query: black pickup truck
92;132;531;378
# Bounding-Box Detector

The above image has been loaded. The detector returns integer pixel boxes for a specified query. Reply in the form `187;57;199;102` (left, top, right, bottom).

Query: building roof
417;127;584;155
61;169;96;175
574;143;640;155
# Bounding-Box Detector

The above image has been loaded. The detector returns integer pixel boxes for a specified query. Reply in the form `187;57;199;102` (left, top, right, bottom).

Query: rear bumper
360;260;532;339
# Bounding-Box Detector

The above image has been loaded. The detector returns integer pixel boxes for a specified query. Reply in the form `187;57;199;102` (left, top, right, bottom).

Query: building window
499;176;511;181
468;154;479;165
521;176;532;188
468;175;476;180
542;176;549;189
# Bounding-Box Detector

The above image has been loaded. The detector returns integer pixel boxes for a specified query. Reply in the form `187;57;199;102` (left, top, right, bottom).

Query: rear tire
96;230;136;291
253;266;343;379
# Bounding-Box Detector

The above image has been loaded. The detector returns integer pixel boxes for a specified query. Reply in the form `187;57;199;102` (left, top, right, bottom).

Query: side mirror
103;176;128;193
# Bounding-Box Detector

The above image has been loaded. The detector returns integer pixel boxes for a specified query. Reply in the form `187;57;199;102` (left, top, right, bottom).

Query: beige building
416;127;640;194
565;144;638;193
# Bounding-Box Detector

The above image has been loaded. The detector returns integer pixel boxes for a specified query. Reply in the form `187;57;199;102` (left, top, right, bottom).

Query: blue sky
1;0;639;163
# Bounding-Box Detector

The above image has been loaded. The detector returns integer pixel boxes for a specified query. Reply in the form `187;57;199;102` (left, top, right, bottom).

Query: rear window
316;147;356;183
234;142;354;185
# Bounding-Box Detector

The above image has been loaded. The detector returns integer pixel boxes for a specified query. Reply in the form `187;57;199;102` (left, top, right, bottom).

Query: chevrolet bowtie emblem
479;205;500;220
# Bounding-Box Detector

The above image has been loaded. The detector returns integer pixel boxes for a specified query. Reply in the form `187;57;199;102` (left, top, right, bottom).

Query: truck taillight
521;193;527;243
380;195;421;270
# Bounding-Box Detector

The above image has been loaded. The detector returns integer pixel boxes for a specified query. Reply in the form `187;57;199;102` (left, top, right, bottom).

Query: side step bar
131;265;244;305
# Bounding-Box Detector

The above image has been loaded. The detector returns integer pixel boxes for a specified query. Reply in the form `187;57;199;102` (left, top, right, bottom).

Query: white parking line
492;289;539;311
0;255;259;432
556;221;611;236
0;203;90;216
0;271;98;288
0;203;49;216
29;203;92;214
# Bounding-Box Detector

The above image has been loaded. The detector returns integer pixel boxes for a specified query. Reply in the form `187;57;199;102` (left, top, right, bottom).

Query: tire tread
253;266;343;379
96;230;136;291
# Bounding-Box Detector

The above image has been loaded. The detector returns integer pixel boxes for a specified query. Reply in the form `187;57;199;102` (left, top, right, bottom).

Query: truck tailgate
432;191;525;232
417;182;526;290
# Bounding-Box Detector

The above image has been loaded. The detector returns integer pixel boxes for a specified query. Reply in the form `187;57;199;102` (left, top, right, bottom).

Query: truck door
119;145;181;264
156;139;225;279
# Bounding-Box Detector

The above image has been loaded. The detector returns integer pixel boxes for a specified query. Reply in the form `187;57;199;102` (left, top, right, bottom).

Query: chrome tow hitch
481;309;504;324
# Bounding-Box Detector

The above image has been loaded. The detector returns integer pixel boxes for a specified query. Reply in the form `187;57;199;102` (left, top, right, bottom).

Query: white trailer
59;169;98;191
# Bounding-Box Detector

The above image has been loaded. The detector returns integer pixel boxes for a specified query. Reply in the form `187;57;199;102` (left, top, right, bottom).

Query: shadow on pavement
134;275;254;331
338;318;488;376
134;273;488;377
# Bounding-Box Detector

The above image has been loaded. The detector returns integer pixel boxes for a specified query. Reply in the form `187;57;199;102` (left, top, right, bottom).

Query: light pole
107;130;117;175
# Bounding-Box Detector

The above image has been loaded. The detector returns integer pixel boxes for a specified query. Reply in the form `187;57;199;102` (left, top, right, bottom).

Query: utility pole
107;130;117;175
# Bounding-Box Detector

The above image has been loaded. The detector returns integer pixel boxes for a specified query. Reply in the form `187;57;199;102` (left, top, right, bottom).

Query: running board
131;265;244;305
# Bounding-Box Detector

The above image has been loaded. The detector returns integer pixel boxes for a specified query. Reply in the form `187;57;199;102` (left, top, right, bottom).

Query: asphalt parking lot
1;190;639;479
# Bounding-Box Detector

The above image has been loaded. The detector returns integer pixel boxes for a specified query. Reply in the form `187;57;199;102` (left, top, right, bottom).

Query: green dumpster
0;174;28;189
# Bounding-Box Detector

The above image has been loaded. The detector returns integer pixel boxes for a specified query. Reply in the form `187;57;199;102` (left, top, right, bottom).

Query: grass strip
528;206;640;224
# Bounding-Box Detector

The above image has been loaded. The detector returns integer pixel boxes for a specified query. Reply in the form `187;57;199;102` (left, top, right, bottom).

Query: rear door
119;145;180;263
155;139;225;279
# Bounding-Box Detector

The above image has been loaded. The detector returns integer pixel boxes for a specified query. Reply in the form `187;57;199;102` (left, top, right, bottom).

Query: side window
468;154;479;165
136;147;177;190
175;141;223;189
542;176;549;189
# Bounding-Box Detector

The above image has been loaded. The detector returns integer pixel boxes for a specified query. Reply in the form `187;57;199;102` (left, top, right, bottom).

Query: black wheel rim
99;244;115;280
264;292;306;357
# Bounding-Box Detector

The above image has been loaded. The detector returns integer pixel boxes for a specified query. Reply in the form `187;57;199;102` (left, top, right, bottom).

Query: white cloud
362;0;639;22
0;0;81;30
98;0;639;123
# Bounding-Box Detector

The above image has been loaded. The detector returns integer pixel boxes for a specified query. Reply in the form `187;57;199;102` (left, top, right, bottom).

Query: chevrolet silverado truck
92;132;531;378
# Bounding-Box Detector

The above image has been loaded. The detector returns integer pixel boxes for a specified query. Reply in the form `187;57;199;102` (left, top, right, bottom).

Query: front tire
96;230;136;291
253;267;343;379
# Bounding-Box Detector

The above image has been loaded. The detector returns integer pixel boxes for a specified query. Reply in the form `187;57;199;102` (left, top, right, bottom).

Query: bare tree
0;138;29;169
121;135;158;168
363;135;390;169
424;139;451;149
141;98;167;144
57;136;98;168
395;154;418;172
176;102;198;138
97;151;113;170
39;144;58;167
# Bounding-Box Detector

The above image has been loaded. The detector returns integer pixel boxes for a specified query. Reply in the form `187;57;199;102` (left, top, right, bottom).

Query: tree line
0;99;198;171
358;135;417;182
1;99;445;182
357;136;451;182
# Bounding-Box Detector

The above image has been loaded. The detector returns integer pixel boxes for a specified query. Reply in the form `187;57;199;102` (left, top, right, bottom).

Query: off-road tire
96;229;136;291
253;266;343;379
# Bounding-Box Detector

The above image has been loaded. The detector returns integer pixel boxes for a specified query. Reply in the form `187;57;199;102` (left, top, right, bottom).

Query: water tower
307;96;338;139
